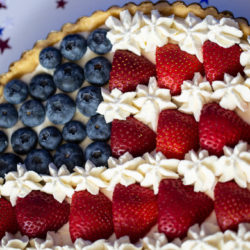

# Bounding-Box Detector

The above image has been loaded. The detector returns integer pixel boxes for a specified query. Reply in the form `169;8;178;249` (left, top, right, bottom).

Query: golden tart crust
0;0;250;94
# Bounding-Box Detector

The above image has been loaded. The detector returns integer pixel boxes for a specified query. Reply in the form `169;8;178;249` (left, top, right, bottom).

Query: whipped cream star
42;164;74;203
214;141;250;188
222;223;250;250
205;15;243;48
97;88;138;123
133;77;176;131
74;238;107;250
1;164;43;206
141;232;181;250
71;161;108;195
178;150;218;193
138;152;179;194
137;10;176;52
173;73;213;121
211;73;250;112
108;234;142;250
0;232;29;250
182;223;224;250
101;152;144;191
29;232;55;250
106;10;143;55
170;13;209;62
240;36;250;76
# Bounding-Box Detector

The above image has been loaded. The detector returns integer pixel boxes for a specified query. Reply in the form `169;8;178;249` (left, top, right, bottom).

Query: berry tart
0;1;250;249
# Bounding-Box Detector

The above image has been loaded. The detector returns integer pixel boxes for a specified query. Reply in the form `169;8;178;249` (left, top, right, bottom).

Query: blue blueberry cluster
0;29;112;177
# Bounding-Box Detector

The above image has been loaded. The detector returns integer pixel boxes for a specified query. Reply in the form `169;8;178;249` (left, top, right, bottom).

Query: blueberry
19;100;45;127
53;62;84;93
24;149;52;175
60;34;87;61
0;131;8;153
85;141;111;167
39;126;62;151
46;94;76;125
84;56;111;86
11;127;37;154
86;114;110;141
4;79;28;104
76;86;103;117
29;73;56;101
54;143;84;171
0;103;18;128
62;120;86;143
0;153;23;177
39;47;62;69
87;29;112;55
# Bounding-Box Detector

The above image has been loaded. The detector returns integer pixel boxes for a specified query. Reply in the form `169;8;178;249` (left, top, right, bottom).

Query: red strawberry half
111;116;156;158
158;179;214;240
0;197;18;239
214;181;250;231
199;102;250;156
203;41;244;82
156;43;203;95
113;183;158;243
69;190;113;242
16;191;70;238
156;109;199;160
109;50;156;92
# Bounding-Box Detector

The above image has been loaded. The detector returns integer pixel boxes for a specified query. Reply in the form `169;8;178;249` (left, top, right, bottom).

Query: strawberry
214;181;250;231
109;50;156;92
202;41;244;82
156;43;203;95
0;197;18;239
158;179;214;240
156;109;199;160
113;183;158;243
16;191;70;238
69;190;113;242
111;116;156;158
199;102;249;156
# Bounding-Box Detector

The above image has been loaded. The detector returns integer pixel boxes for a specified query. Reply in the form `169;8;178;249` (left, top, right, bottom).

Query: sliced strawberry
69;190;113;242
113;183;158;243
156;43;203;95
0;197;18;239
16;191;70;238
158;179;214;240
156;109;199;160
199;102;249;156
109;50;156;92
214;181;250;231
111;116;156;158
203;41;244;82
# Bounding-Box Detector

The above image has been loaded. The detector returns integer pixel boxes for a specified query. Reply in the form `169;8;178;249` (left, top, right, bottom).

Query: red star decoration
0;38;11;54
0;3;7;9
56;0;67;9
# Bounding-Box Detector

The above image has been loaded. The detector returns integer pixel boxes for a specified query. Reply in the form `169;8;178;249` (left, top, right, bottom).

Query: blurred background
0;0;250;74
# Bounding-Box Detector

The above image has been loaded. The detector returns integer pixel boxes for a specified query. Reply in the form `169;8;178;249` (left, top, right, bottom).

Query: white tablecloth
0;0;249;74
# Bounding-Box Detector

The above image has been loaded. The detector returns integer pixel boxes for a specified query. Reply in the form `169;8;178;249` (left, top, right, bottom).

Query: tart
0;1;250;249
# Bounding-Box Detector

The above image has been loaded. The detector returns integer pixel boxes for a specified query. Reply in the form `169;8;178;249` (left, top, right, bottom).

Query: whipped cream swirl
205;15;243;48
137;10;175;52
214;141;250;188
1;164;43;206
178;150;217;194
170;13;208;62
1;232;29;250
138;151;179;194
173;73;213;121
42;164;74;203
71;161;108;195
106;10;143;55
101;152;144;191
240;36;250;76
97;88;138;123
133;77;176;131
211;73;250;112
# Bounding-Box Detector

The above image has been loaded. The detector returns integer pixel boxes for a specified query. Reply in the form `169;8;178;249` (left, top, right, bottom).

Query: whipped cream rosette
1;232;29;250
